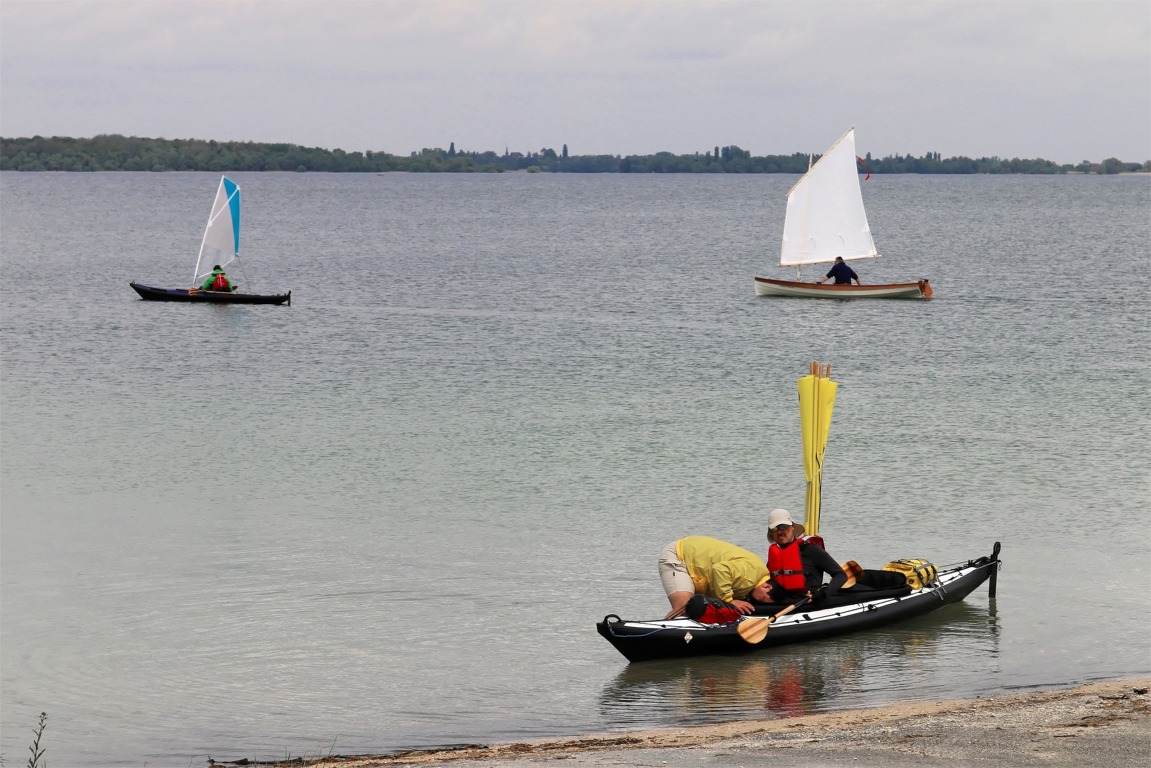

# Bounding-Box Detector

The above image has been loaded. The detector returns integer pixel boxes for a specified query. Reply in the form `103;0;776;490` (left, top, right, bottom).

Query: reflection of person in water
604;639;873;719
692;658;827;718
758;650;869;717
763;661;812;716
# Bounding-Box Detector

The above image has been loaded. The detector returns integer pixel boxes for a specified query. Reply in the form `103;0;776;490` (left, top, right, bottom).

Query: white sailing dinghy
754;128;931;299
131;176;291;305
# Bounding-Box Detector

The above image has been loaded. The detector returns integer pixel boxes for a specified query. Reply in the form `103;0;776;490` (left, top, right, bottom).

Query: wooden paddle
736;561;862;645
735;599;809;644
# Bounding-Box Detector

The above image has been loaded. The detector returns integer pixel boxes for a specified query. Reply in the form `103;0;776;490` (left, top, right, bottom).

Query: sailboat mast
794;158;811;284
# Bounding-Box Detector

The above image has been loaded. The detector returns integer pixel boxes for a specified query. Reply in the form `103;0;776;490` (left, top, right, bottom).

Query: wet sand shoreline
222;678;1150;767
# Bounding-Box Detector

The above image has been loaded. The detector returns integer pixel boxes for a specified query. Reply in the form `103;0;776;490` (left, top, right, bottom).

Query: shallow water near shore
1;171;1148;766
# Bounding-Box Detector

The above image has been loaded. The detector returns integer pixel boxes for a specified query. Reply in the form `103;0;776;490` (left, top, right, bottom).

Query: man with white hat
759;508;848;604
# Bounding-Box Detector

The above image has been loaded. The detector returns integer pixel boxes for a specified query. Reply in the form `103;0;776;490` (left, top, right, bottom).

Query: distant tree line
1;134;1147;175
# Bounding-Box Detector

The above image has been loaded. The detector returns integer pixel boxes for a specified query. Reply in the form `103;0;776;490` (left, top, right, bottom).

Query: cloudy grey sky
2;0;1148;164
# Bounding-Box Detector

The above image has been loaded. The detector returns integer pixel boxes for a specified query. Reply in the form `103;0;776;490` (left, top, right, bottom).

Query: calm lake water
1;171;1148;767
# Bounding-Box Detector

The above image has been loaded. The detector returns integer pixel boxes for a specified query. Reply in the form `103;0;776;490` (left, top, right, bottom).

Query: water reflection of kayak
597;543;1001;664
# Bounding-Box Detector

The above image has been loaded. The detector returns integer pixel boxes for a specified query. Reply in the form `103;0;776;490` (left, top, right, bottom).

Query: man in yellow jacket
659;535;772;619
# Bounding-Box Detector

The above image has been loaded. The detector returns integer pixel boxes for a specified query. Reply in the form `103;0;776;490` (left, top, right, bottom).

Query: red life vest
685;595;741;625
211;273;229;291
767;541;806;591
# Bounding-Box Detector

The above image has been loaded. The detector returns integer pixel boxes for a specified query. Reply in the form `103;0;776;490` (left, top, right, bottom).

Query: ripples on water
1;172;1148;766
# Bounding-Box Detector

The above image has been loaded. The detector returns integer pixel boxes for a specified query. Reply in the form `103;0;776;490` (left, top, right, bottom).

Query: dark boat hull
130;282;290;305
597;544;1000;663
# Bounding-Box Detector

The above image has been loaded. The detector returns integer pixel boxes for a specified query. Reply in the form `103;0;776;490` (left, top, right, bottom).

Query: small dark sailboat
129;282;290;305
131;176;290;306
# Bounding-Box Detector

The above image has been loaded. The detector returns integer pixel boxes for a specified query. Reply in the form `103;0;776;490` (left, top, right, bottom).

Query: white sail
192;176;241;286
780;128;878;267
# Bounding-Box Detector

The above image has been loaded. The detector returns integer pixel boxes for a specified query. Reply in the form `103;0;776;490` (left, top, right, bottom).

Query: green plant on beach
27;712;47;768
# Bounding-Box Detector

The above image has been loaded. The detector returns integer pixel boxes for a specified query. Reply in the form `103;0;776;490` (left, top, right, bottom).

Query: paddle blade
841;560;863;588
738;601;806;645
736;617;770;644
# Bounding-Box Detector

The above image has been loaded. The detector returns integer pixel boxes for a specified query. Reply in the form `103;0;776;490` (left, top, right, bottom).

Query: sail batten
779;128;878;267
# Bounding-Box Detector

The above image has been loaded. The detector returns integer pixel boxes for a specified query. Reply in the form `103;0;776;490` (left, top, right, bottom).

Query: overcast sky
2;0;1148;164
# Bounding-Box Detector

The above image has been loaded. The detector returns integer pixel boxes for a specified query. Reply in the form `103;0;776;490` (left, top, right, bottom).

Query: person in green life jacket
201;265;235;292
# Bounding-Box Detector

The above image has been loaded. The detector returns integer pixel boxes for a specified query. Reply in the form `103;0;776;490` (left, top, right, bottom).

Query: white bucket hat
767;508;795;529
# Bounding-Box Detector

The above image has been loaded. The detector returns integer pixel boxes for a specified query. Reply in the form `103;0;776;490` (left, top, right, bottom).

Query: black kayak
597;543;1001;663
130;282;291;305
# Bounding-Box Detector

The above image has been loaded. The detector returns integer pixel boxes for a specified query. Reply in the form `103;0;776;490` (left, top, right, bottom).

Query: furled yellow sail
797;361;837;537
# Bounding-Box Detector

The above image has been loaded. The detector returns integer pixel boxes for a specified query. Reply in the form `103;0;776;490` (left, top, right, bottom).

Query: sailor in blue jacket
818;257;861;285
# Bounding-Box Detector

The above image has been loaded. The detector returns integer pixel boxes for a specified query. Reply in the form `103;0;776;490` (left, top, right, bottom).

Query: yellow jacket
676;536;770;602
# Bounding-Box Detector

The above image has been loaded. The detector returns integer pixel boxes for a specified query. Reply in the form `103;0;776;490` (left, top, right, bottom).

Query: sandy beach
217;678;1150;768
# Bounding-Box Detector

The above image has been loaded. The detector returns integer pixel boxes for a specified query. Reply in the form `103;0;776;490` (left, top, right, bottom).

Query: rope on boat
608;626;669;639
234;255;255;294
603;616;709;639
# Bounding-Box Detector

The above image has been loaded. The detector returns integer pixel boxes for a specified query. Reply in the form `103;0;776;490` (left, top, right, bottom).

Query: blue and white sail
192;176;241;287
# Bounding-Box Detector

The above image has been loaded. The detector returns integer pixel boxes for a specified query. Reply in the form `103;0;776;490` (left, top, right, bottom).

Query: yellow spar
797;361;837;537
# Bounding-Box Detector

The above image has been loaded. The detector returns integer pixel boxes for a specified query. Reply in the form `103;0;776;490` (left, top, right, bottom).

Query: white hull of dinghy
754;277;932;299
